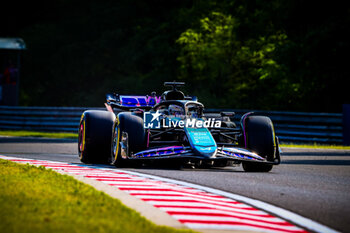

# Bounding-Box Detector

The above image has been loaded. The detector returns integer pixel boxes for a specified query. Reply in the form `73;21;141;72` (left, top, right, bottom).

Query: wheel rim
112;125;120;163
78;122;85;156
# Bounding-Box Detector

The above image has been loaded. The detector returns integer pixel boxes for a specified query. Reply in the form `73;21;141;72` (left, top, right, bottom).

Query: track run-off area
1;136;350;232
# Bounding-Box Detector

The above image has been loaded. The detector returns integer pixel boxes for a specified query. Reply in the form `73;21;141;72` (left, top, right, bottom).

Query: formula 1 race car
78;82;281;172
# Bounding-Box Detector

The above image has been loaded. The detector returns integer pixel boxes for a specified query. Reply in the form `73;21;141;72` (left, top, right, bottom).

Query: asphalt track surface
1;136;350;232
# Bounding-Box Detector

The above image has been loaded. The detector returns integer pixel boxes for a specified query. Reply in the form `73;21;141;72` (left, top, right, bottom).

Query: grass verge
0;130;77;139
0;159;194;233
280;143;350;150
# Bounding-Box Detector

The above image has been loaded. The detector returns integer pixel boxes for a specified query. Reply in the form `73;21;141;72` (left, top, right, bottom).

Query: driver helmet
168;104;184;118
187;104;202;118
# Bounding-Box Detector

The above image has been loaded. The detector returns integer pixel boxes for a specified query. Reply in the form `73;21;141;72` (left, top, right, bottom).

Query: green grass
0;130;77;139
0;159;194;233
280;143;350;150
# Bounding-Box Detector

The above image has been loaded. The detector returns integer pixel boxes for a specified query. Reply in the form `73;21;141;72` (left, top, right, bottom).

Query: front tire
242;115;277;172
110;113;146;167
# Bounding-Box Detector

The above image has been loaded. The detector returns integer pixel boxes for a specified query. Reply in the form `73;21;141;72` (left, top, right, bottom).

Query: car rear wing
106;93;161;110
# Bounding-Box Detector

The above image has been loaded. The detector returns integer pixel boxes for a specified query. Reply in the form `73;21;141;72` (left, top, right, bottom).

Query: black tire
78;110;115;164
242;116;276;172
111;112;146;167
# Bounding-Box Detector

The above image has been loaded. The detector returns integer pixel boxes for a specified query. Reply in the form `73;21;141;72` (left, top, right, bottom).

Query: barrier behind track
0;106;344;144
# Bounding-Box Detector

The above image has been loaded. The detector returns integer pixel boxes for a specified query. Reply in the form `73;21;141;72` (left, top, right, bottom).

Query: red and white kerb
0;155;308;233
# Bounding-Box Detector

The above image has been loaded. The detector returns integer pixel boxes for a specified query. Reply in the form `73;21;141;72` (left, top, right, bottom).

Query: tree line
1;0;349;112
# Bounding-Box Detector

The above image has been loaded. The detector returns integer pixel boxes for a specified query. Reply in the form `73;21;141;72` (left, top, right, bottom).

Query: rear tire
242;116;276;172
78;110;115;164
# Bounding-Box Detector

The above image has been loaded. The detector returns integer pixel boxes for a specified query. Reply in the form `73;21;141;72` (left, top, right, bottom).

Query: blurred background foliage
1;0;349;112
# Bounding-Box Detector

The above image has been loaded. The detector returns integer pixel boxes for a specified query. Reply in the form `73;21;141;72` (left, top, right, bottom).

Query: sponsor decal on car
144;110;221;129
119;95;161;107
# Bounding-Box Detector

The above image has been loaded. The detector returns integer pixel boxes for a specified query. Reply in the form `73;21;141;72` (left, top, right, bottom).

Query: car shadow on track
72;162;247;173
